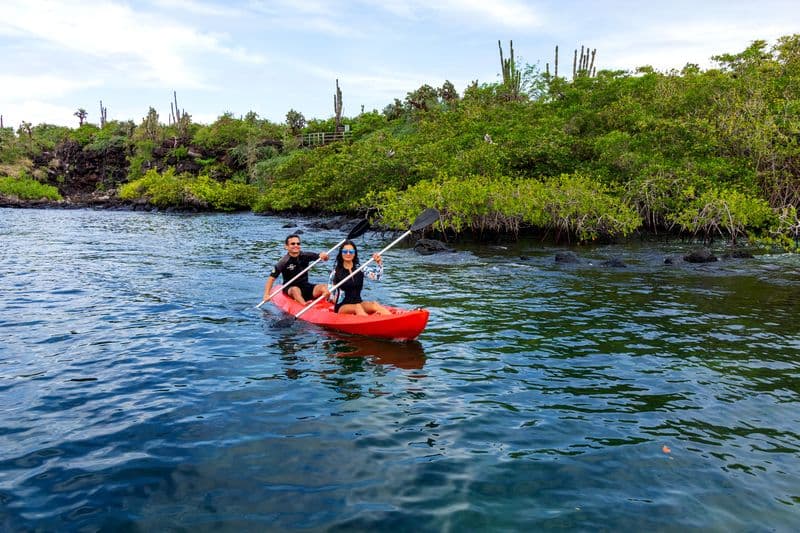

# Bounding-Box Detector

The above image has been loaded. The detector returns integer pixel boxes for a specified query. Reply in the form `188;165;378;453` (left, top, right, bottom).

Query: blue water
1;208;799;531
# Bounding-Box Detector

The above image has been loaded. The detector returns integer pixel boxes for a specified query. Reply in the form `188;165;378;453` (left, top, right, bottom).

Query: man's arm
263;275;278;301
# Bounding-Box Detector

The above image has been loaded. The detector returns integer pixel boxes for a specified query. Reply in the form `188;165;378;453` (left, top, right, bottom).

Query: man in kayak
328;240;391;316
263;234;330;304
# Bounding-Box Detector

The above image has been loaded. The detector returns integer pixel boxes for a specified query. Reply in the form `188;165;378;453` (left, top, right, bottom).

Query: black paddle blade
271;316;296;328
410;208;440;231
347;218;371;240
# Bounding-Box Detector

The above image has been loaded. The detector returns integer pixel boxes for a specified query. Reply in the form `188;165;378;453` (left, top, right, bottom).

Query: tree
17;121;32;139
285;109;306;135
383;98;404;120
405;84;440;112
139;107;161;142
74;108;88;126
439;80;460;106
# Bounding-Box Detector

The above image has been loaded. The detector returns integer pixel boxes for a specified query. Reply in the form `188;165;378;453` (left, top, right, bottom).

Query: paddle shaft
291;228;413;320
255;238;346;309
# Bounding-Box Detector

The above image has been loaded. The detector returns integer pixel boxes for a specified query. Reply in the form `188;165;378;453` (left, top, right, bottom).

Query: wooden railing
298;130;352;147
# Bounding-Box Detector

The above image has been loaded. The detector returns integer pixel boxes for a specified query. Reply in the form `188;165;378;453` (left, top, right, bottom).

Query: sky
0;0;797;129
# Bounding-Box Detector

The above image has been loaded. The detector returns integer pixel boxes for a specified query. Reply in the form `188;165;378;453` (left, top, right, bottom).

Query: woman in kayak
329;240;391;316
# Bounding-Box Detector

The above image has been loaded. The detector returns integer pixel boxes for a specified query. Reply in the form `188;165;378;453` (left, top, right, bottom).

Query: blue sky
1;0;797;129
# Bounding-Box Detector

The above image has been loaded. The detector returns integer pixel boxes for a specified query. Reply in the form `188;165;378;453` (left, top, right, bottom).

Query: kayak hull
271;286;429;341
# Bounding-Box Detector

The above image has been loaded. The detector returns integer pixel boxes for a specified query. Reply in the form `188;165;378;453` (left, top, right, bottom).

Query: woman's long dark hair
335;240;360;271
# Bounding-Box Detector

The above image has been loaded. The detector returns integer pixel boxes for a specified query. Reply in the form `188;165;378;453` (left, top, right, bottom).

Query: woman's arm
327;268;342;303
364;254;384;281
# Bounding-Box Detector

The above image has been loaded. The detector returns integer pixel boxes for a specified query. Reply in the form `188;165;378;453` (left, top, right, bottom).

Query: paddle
256;218;370;309
272;208;440;328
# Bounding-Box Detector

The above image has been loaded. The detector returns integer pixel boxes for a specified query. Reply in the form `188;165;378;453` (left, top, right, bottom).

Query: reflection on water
322;333;426;370
2;208;800;531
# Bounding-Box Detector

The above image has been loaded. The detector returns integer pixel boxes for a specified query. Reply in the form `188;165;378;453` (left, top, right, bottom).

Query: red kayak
271;285;429;341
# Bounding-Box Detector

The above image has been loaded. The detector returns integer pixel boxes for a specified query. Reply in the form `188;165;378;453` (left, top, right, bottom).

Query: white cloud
0;0;264;90
0;75;101;101
151;0;243;17
600;20;795;72
440;0;541;28
1;100;82;128
364;0;541;29
247;0;355;37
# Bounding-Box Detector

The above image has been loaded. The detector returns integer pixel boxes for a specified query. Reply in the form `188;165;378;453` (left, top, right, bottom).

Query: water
1;208;799;531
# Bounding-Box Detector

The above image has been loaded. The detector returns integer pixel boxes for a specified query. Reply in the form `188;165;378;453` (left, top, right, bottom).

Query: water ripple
1;209;800;530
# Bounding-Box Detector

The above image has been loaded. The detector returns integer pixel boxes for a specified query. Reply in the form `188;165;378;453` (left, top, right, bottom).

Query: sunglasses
341;249;356;255
287;242;301;246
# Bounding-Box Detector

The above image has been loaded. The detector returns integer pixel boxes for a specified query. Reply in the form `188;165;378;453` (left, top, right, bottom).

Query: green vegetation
372;173;640;242
119;168;257;211
2;35;800;248
0;174;62;201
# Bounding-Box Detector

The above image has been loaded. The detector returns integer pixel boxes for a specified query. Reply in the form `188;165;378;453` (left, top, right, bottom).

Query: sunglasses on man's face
341;249;356;255
288;242;301;246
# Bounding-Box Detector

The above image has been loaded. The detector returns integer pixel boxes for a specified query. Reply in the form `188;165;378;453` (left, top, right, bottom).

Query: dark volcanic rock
308;215;352;231
684;248;718;263
723;250;756;259
555;251;580;263
602;258;627;268
413;238;454;255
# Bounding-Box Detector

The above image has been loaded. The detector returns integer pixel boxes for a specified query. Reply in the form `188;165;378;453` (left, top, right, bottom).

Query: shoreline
0;195;778;257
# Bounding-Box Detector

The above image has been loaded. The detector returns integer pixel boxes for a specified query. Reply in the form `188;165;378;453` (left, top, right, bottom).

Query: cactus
334;79;343;131
169;91;190;138
99;100;107;127
498;40;521;100
573;45;597;78
555;45;560;78
573;49;578;78
173;90;181;123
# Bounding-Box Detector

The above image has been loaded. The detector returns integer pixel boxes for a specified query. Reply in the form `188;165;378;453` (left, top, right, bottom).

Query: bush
0;175;62;201
670;186;776;243
120;168;258;211
119;168;184;207
373;172;640;241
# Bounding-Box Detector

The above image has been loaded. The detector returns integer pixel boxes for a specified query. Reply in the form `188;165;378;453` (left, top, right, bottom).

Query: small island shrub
670;186;777;244
120;168;258;211
0;174;62;201
372;172;640;242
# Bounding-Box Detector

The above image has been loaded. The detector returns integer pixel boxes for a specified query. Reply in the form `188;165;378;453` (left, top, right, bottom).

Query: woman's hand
372;253;382;265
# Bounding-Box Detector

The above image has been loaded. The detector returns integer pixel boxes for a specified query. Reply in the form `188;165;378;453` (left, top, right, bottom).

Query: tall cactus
498;40;521;100
99;100;107;127
573;45;597;78
334;79;343;131
169;90;190;139
554;45;559;78
173;90;181;124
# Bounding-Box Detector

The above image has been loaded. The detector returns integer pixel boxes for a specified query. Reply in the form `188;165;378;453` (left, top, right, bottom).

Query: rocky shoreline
2;194;765;263
0;192;205;212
